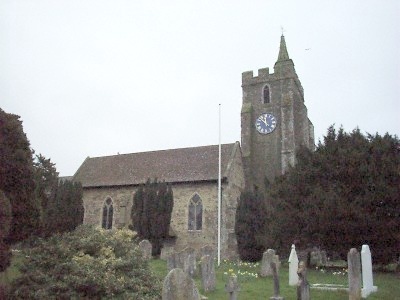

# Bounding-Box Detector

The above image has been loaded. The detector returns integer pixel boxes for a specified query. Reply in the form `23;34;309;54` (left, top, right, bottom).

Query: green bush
9;225;161;299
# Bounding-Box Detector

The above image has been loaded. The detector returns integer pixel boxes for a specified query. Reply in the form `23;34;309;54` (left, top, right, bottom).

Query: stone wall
81;142;244;259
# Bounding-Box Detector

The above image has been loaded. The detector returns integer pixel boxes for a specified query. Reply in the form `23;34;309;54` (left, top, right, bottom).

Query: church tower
241;35;315;191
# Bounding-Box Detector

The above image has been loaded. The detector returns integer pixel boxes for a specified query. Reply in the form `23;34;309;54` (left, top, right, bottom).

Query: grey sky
1;0;399;176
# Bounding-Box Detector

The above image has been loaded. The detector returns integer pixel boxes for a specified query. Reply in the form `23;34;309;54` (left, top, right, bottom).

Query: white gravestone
288;244;299;286
361;245;377;298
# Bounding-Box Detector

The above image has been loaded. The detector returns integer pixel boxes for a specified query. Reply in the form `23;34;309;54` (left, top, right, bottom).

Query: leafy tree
9;226;161;299
0;190;12;272
235;190;267;262
0;108;40;243
131;179;173;256
267;126;400;264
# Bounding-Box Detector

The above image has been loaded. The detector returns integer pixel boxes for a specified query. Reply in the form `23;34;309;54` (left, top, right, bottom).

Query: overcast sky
1;0;399;176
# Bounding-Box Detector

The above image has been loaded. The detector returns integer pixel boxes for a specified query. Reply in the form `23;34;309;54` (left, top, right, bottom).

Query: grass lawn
149;259;400;300
2;253;399;299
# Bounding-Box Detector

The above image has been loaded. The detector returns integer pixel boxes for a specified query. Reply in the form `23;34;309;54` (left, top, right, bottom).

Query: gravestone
309;248;323;266
139;239;152;260
361;245;377;298
348;248;361;300
162;268;200;300
270;261;284;300
288;244;299;286
261;249;276;277
200;255;216;292
320;250;328;266
182;247;196;278
200;245;214;259
225;275;240;300
167;252;178;271
161;245;175;260
297;261;310;300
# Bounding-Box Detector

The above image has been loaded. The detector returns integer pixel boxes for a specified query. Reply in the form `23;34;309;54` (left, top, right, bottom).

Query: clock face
255;113;277;134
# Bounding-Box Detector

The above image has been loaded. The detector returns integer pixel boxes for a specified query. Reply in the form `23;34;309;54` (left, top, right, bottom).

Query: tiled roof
73;143;239;188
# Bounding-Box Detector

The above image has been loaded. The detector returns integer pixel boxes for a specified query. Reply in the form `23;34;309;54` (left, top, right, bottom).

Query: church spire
274;34;296;77
277;34;290;61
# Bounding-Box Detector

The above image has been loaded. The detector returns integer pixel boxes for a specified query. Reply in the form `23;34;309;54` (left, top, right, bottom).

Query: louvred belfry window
263;85;270;103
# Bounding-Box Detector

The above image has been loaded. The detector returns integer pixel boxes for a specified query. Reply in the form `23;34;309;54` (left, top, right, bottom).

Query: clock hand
261;117;268;126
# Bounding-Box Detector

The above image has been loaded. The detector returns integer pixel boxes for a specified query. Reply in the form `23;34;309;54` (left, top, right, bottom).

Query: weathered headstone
162;268;200;300
320;250;328;266
200;255;216;292
310;248;323;266
225;275;240;300
348;248;361;300
288;244;299;286
182;247;196;278
297;261;310;300
261;249;278;277
167;252;178;271
161;245;175;260
361;245;377;297
200;245;214;259
270;261;284;300
139;239;152;260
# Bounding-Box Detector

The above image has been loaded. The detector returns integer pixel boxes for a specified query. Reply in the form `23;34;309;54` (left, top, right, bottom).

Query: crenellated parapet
242;68;270;86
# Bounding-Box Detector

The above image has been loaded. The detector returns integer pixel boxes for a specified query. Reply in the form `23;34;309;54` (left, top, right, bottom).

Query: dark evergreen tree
131;184;145;237
33;153;59;232
131;179;174;256
267;126;400;264
43;180;84;236
0;190;12;271
235;190;267;262
0;108;40;243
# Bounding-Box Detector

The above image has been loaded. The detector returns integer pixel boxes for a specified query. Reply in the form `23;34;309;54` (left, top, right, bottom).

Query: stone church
73;35;314;259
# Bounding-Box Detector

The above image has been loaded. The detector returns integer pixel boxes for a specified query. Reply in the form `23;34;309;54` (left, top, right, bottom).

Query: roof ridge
87;143;237;160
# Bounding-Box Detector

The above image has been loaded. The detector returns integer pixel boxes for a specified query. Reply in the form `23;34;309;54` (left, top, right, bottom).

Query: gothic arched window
188;193;202;231
102;197;113;229
263;85;270;104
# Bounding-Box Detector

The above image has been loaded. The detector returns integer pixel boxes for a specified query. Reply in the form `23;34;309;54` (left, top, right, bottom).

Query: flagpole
218;104;221;266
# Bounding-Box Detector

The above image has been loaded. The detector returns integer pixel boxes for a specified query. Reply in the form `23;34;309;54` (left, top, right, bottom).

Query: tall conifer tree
0;109;40;243
131;179;174;256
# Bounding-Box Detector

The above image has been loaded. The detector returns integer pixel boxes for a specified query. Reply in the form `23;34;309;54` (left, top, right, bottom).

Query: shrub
9;226;161;299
